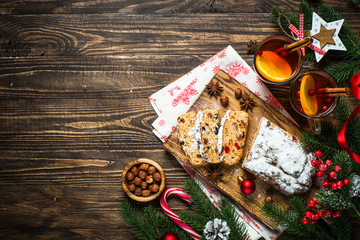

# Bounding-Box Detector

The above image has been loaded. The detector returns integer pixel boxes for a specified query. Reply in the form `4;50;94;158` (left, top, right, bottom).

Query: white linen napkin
149;45;288;239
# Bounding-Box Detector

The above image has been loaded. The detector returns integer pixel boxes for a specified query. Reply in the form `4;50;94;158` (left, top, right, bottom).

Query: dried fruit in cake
242;118;315;195
195;109;221;163
218;110;248;165
177;111;203;165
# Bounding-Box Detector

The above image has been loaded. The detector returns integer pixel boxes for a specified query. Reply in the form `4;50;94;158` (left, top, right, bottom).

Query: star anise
247;40;258;54
207;164;223;182
240;93;256;111
206;80;223;97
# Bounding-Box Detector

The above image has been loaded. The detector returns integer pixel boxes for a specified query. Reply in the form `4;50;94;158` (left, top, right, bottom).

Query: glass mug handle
307;118;321;134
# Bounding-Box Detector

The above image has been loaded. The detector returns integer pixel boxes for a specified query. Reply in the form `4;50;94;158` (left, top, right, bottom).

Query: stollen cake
195;109;221;163
177;111;203;165
218;110;249;165
242;118;315;195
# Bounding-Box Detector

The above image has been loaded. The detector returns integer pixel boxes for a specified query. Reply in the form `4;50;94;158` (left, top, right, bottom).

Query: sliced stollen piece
242;118;315;195
218;110;249;165
195;109;221;163
177;111;203;165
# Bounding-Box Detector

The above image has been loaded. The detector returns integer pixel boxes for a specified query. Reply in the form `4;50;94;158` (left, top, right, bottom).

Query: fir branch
182;179;220;219
288;196;308;216
118;200;190;240
316;190;353;211
332;151;354;180
261;201;329;239
179;211;209;233
347;0;359;3
300;121;341;159
328;216;351;240
218;199;248;240
325;59;360;84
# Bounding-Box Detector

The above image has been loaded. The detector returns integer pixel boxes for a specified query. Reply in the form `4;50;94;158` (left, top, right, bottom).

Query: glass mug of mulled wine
289;69;339;133
253;35;303;85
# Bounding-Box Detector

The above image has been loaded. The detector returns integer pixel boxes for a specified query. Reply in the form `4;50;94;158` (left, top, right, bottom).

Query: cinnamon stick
316;87;351;97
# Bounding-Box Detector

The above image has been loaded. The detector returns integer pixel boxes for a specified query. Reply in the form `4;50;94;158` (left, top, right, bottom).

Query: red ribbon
338;72;360;163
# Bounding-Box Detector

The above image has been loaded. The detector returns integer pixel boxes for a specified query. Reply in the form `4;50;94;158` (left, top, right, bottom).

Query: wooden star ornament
309;12;346;62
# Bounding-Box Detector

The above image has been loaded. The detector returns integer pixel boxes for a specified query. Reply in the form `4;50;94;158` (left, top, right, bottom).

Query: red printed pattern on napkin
172;78;198;107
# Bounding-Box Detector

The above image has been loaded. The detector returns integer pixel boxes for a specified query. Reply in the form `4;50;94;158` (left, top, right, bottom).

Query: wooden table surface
0;1;359;239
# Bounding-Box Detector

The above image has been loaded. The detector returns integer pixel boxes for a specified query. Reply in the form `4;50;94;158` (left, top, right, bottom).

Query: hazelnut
153;172;161;182
131;166;140;176
140;181;148;190
148;166;156;175
220;96;229;107
265;196;273;202
128;183;136;192
142;190;151;197
133;177;142;186
146;175;154;184
149;183;159;193
134;187;142;196
126;172;135;181
140;163;149;171
138;170;147;180
235;88;242;99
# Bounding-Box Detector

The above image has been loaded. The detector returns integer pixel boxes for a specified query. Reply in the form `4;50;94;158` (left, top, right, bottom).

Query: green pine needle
218;199;248;240
328;216;352;240
316;190;353;211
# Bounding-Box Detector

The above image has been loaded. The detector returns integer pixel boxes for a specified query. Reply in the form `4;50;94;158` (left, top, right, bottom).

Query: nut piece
126;172;135;181
140;163;149;171
220;96;229;107
138;170;147;180
235;88;242;99
146;175;154;184
140;181;148;190
128;183;136;192
133;177;142;186
153;172;161;182
142;190;151;197
131;166;140;176
149;183;159;193
134;187;142;196
148;166;156;175
265;196;273;202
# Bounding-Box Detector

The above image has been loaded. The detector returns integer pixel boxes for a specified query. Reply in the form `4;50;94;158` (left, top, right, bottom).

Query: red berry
317;171;324;177
315;214;320;220
334;166;341;172
337;181;343;189
321;105;328;112
323;181;330;188
305;211;312;218
311;159;319;167
307;203;312;209
300;108;304;113
302;217;309;224
329;171;336;178
311;214;316;220
308;89;315;96
310;220;317;224
331;182;338;190
325;160;332;166
335;211;341;218
224;146;230;154
296;91;300;98
315;151;322;157
344;179;350;185
318;211;323;217
326;97;333;103
319;164;328;172
257;50;263;56
324;210;332;217
280;50;288;57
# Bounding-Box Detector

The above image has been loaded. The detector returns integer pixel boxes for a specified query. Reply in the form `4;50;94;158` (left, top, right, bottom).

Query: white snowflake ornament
309;12;346;62
203;218;230;240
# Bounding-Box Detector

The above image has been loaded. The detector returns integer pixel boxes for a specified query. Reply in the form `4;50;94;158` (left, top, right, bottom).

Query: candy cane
160;188;201;240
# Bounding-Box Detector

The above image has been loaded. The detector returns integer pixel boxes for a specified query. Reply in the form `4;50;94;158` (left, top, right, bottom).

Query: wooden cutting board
163;70;305;229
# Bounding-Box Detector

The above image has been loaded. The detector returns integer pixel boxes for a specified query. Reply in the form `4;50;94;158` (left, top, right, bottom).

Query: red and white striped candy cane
160;188;201;240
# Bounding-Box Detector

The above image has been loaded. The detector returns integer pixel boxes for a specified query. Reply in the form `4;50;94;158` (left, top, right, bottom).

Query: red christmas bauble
160;232;180;240
238;177;256;194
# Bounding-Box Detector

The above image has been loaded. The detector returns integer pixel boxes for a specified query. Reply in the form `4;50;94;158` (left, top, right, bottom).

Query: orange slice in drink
255;51;292;82
299;75;318;116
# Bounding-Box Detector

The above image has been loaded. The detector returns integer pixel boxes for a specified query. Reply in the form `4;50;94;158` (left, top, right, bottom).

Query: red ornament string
338;72;360;164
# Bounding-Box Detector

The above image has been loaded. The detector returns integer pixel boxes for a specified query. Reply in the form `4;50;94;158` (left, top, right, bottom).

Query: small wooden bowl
121;158;166;202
